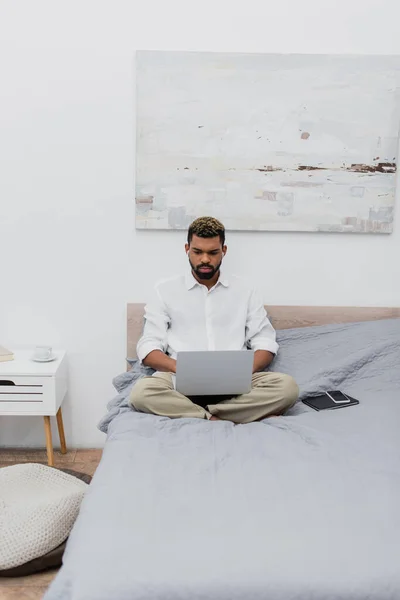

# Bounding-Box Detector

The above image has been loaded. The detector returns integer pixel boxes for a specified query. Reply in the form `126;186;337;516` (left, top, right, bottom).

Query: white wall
0;0;399;448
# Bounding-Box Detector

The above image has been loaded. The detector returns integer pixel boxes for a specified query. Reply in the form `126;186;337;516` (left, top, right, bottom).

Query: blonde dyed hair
187;217;225;245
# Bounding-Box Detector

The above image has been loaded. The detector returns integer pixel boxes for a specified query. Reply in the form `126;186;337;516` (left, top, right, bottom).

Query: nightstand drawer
0;351;67;415
0;376;52;403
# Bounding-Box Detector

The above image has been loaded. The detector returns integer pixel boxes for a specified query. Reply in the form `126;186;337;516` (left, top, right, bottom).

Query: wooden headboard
127;304;400;359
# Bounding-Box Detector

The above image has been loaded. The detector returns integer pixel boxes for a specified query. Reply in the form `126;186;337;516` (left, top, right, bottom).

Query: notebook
302;391;359;411
0;346;14;363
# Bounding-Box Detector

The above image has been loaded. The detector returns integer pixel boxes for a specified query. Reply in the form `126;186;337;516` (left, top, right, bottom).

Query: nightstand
0;350;68;466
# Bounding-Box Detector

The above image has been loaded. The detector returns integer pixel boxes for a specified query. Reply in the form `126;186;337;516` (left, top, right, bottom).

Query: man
130;216;298;423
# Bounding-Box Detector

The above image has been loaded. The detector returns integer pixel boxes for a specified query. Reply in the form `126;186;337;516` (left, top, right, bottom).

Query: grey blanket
45;319;400;600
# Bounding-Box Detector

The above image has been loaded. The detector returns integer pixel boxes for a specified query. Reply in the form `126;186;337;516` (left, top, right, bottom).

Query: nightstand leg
43;416;54;467
56;407;67;454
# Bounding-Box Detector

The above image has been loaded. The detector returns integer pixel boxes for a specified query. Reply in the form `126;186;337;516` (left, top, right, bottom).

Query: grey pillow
113;360;154;393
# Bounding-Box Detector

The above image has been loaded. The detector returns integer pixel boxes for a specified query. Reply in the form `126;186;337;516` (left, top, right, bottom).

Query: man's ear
185;243;189;254
222;245;227;256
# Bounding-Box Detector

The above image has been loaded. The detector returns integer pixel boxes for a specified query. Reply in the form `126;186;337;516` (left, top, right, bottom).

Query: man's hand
252;350;275;374
143;350;177;373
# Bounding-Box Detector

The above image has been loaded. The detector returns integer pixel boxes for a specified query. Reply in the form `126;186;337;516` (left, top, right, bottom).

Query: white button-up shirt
137;271;279;362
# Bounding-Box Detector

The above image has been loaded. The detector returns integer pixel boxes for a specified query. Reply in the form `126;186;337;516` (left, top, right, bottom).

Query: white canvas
135;51;400;233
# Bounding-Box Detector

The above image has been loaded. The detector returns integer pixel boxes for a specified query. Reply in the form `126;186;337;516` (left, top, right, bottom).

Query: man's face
185;235;227;281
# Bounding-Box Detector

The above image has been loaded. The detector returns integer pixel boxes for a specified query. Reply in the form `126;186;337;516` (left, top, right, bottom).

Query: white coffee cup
34;346;53;360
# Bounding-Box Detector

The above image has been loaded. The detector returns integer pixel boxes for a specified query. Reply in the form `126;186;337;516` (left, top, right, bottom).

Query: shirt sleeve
136;285;170;363
245;288;279;355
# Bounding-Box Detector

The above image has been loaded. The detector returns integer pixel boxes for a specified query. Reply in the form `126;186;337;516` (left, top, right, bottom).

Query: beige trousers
129;371;299;424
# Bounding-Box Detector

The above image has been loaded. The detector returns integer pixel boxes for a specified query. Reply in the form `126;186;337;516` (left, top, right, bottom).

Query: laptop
176;350;254;397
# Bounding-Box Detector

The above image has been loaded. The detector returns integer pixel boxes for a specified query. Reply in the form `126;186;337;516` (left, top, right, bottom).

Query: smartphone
326;391;351;404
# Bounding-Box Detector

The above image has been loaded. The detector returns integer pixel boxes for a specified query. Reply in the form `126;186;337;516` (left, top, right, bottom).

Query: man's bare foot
210;416;222;421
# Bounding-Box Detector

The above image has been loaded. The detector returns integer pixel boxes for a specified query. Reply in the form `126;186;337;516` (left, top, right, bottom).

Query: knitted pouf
0;463;89;573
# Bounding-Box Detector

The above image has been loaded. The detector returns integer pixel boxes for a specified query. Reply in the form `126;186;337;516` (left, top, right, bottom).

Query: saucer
31;354;57;363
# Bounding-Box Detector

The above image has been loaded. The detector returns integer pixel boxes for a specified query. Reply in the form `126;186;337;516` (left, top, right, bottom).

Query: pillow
0;466;91;577
112;360;154;393
271;318;400;398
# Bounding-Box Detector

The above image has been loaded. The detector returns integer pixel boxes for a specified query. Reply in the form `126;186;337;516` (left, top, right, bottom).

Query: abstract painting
135;51;400;233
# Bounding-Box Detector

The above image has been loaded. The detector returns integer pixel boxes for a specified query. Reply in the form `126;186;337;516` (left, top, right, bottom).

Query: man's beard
189;259;222;280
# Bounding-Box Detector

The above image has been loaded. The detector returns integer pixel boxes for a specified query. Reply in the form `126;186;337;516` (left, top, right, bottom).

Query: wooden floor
0;448;103;600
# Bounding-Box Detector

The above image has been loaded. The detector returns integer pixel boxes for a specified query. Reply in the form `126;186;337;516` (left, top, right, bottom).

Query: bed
45;305;400;600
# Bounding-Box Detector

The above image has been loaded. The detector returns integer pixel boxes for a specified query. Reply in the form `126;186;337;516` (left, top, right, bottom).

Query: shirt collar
185;270;229;290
